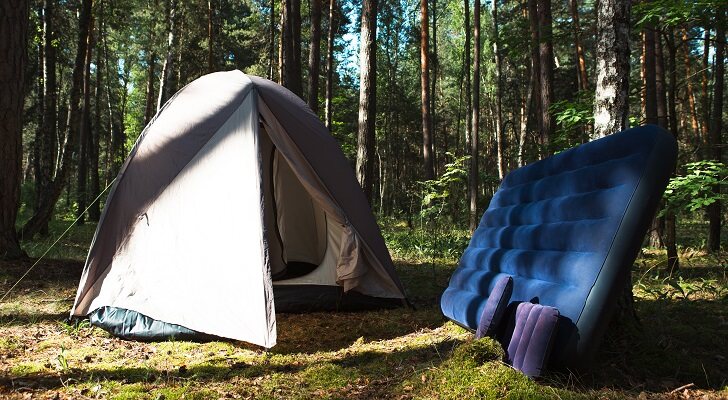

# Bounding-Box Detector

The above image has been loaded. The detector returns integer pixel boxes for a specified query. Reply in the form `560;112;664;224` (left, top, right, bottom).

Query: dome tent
70;71;407;348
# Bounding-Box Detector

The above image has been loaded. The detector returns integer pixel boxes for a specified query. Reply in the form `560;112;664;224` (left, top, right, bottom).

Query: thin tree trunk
76;14;94;225
37;0;57;236
421;0;434;180
701;27;711;155
469;0;480;232
308;0;322;114
157;0;178;111
207;0;214;72
464;0;471;163
492;0;505;179
269;0;275;80
89;6;103;222
644;27;657;125
0;0;29;258
682;29;702;141
356;0;378;204
431;0;438;174
282;0;302;97
324;0;335;129
538;0;554;157
523;0;540;164
665;27;679;271
143;52;157;126
22;0;93;238
570;0;588;90
655;33;668;129
707;8;725;252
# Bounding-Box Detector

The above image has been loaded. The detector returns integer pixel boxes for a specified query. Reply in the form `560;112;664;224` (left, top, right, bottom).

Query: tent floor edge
87;306;222;342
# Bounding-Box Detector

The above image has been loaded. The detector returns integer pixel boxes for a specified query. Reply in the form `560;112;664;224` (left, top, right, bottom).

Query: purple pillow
506;302;560;378
475;276;513;339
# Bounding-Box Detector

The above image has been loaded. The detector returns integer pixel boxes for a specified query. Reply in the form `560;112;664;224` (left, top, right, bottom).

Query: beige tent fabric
76;91;277;347
73;71;254;314
273;151;327;265
258;109;369;292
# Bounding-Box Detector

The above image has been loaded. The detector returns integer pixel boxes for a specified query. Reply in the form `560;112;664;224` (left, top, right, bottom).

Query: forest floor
0;220;727;399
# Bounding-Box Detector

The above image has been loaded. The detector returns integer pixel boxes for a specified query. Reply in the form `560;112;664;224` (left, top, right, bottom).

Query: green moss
450;337;505;365
10;362;49;376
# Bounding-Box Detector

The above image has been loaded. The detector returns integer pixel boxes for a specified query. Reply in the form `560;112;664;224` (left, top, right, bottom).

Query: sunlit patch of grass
10;361;50;376
300;362;358;391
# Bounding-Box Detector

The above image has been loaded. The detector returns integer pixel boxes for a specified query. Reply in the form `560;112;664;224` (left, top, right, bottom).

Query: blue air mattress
441;125;677;368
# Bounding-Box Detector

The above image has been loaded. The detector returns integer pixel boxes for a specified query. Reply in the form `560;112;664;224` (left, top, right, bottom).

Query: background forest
0;0;727;398
4;0;727;264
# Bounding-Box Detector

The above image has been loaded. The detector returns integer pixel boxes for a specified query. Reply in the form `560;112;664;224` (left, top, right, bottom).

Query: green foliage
550;92;593;154
418;152;469;220
663;160;728;214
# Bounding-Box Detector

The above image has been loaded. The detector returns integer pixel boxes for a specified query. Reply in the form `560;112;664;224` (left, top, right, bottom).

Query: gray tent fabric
71;70;406;347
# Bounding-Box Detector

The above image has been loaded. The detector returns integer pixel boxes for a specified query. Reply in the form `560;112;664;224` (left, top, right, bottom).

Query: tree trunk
592;0;639;337
492;0;505;179
356;0;378;204
421;0;434;180
22;0;93;238
469;0;480;232
324;0;335;129
463;0;471;165
682;29;702;142
644;28;657;125
569;0;588;91
143;52;157;126
269;0;276;80
707;8;725;252
282;0;303;97
665;28;679;271
308;0;322;114
88;6;104;222
157;0;178;111
524;0;540;164
592;0;631;139
37;0;57;236
538;0;554;157
207;0;214;72
701;27;711;156
655;33;668;130
0;0;29;259
76;14;94;225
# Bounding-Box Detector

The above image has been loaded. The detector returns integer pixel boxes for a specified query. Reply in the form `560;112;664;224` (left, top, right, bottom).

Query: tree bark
644;28;657;125
707;8;725;252
0;0;30;259
269;0;276;80
592;0;630;138
37;0;58;236
324;0;335;129
569;0;588;91
157;0;178;111
356;0;378;204
492;0;505;179
538;0;554;156
665;27;679;271
207;0;214;72
308;0;322;114
22;0;93;238
76;14;95;225
463;0;471;164
469;0;480;232
282;0;303;97
421;0;434;180
523;0;540;164
682;29;702;142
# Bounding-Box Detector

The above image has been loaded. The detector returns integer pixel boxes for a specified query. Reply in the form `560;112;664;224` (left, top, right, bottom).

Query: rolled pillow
506;302;560;378
475;275;514;339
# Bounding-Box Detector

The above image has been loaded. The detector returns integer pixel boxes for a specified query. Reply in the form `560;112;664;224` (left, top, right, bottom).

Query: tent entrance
260;124;335;284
